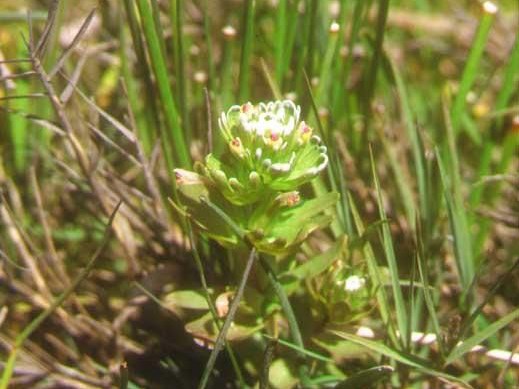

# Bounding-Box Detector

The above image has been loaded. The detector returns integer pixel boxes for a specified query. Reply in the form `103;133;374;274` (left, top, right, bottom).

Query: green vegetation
0;0;518;388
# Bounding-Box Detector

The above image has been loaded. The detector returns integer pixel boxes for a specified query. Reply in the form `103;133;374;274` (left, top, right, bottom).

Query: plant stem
197;249;257;389
187;223;245;386
258;255;313;386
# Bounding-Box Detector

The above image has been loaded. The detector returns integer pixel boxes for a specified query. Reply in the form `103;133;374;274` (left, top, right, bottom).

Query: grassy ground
0;0;518;388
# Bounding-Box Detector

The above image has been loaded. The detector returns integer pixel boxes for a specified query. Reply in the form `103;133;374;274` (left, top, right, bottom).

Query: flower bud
229;177;244;191
174;168;201;185
211;169;230;189
274;191;300;207
249;171;261;188
297;121;313;144
229;137;245;158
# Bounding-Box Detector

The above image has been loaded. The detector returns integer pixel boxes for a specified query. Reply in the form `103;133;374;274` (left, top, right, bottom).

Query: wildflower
174;100;337;256
344;275;366;292
203;100;329;205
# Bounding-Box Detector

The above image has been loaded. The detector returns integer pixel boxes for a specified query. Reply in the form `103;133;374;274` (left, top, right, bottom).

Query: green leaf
279;235;347;293
185;312;263;343
246;191;338;255
267;359;298;389
266;192;339;239
174;169;242;245
163;290;210;311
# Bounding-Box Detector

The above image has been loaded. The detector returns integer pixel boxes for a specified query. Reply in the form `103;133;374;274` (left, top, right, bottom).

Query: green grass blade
436;149;474;291
330;330;473;389
332;0;365;121
445;307;519;365
377;128;416;227
459;258;519;341
150;0;168;69
274;0;287;85
304;71;351;236
387;55;427;225
136;0;190;169
315;23;340;107
261;58;282;100
348;194;396;344
280;0;299;89
450;2;497;136
370;147;409;349
220;24;237;114
258;256;312;385
169;0;190;140
259;256;305;355
494;34;519;114
8;77;29;172
294;0;317;95
415;251;444;356
439;93;475;291
262;334;333;363
334;156;354;236
494;34;519;130
238;0;255;102
202;0;216;100
119;24;152;154
472;35;519;253
362;0;389;123
122;0;162;140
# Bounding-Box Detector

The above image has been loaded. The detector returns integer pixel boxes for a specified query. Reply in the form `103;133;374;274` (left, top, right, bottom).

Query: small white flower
344;275;366;292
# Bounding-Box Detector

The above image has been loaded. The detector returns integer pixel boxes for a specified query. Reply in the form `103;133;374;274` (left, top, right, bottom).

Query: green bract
174;100;337;256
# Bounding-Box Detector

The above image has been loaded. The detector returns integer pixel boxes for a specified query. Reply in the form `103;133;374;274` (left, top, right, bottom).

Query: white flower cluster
220;100;300;141
216;100;328;186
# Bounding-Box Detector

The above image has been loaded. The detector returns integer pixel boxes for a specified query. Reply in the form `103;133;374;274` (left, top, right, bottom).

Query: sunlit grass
0;0;518;388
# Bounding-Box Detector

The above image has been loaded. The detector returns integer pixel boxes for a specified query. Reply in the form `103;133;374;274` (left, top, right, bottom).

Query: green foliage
0;0;518;388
